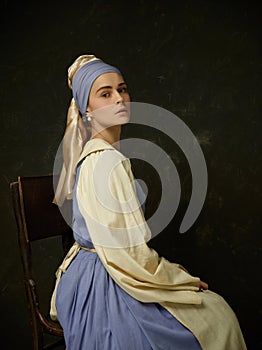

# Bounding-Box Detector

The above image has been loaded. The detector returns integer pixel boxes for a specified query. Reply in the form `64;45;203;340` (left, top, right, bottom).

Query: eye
118;87;128;94
101;92;110;98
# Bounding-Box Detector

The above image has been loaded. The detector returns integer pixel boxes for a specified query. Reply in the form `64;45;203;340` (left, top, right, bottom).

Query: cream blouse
51;139;247;350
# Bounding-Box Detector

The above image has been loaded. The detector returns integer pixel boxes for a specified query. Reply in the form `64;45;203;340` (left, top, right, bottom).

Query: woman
50;54;247;349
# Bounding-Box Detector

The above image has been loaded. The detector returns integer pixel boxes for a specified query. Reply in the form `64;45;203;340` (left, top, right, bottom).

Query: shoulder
80;139;127;161
78;146;133;195
80;140;131;175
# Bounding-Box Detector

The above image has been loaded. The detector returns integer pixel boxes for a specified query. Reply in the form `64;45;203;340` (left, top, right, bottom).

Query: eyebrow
95;82;127;94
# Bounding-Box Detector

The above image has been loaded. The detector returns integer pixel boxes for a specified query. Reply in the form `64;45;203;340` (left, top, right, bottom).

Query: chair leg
30;315;43;350
25;285;43;350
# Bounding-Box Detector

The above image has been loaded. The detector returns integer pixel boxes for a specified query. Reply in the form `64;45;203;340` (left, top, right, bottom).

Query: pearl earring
83;113;92;122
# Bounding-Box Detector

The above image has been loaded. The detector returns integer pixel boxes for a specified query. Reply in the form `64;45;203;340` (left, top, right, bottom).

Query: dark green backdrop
1;0;261;349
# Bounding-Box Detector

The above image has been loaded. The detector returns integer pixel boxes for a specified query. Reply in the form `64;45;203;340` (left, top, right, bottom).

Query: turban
72;60;122;116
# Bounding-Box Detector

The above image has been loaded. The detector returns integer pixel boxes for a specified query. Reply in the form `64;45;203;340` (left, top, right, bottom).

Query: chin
117;115;130;125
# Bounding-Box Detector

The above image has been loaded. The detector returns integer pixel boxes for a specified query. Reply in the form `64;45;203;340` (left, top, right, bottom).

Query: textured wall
1;0;261;348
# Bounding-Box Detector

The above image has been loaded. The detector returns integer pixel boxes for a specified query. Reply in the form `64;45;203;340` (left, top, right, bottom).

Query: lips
115;108;128;115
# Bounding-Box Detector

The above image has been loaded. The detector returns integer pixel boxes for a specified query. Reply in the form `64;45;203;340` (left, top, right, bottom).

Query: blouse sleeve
77;149;202;305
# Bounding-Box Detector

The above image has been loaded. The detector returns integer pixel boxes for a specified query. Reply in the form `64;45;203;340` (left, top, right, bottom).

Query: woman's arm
77;149;203;305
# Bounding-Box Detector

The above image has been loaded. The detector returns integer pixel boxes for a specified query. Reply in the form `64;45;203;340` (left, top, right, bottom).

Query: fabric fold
51;138;247;350
77;141;202;307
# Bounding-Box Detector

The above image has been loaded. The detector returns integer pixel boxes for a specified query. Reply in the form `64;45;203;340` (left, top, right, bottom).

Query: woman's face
87;72;131;130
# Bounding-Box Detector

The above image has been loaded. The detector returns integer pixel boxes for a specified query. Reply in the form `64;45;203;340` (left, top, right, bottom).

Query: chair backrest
11;175;74;274
16;175;72;241
10;175;73;349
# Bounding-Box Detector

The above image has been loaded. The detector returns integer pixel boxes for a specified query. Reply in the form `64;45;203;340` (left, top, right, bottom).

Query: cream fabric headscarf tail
53;55;99;206
53;98;90;206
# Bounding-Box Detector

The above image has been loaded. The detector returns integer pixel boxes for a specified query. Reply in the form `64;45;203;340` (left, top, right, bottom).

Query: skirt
56;249;202;350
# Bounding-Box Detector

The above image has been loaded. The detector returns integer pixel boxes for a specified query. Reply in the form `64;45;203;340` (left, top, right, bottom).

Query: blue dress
56;164;202;350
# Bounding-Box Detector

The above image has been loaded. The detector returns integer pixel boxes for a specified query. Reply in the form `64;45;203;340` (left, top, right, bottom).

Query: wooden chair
10;175;74;350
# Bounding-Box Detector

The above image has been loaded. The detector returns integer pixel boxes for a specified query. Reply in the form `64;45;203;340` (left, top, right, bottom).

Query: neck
91;125;121;147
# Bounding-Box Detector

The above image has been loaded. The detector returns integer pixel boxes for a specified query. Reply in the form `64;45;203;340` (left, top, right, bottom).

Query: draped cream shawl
52;139;247;350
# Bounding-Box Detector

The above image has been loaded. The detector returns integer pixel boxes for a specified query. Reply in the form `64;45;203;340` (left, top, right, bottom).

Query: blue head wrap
72;60;122;116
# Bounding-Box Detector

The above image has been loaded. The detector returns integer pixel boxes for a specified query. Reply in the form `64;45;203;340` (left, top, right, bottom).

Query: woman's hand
199;280;209;291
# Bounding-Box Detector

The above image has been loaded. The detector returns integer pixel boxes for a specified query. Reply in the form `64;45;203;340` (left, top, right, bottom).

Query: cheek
92;105;115;123
89;99;113;112
88;101;100;112
88;96;102;112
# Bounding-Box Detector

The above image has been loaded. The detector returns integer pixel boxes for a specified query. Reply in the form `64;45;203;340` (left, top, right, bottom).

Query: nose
114;90;123;104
